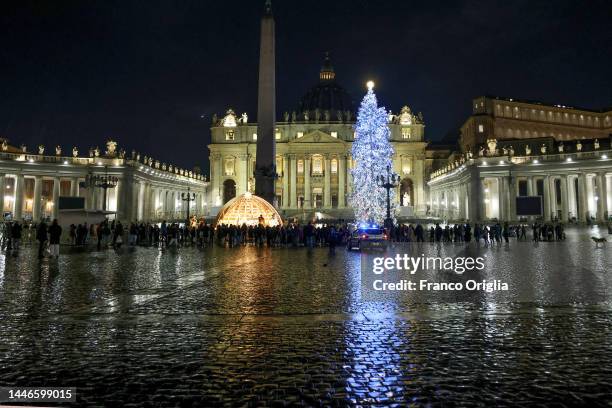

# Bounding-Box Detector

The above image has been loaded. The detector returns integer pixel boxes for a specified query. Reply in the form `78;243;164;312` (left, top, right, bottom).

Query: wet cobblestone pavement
1;227;611;406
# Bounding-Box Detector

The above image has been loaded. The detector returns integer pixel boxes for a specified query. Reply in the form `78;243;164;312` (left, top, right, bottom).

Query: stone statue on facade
106;140;117;156
291;111;297;122
508;145;514;156
241;112;248;124
119;149;125;159
55;145;61;155
212;113;218;125
1;140;7;151
525;145;531;155
38;145;45;155
594;139;600;149
558;142;564;152
21;144;27;153
486;139;497;156
314;109;320;123
540;144;547;154
283;112;289;122
576;140;582;151
94;147;100;157
336;110;343;122
478;146;485;157
324;110;330;122
72;147;78;157
303;111;309;121
345;111;352;122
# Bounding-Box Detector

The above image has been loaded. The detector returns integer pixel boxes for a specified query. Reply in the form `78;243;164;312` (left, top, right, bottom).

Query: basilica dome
297;53;354;120
215;192;282;227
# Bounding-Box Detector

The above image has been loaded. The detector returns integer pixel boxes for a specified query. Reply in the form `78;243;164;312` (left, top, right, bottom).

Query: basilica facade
208;56;434;219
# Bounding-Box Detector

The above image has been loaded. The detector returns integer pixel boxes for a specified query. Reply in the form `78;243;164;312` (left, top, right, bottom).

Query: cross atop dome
319;52;335;82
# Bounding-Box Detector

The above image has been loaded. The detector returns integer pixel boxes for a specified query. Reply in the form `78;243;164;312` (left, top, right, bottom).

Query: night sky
2;0;611;174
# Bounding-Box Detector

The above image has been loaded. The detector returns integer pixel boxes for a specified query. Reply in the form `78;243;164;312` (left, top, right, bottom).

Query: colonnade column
498;177;507;220
70;177;79;196
596;172;607;222
324;155;331;208
304;156;311;209
289;155;297;208
0;174;5;218
52;177;60;220
526;176;534;196
338;155;346;208
549;177;558;220
542;176;551;221
577;173;588;222
560;175;569;222
478;177;486;221
282;155;289;208
566;175;576;219
32;176;43;221
14;174;24;220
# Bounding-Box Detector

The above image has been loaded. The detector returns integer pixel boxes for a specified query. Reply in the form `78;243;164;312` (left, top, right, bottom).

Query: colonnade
0;172;207;223
430;170;610;222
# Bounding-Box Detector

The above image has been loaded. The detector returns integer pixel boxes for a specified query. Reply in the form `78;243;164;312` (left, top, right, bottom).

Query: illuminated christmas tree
349;82;395;225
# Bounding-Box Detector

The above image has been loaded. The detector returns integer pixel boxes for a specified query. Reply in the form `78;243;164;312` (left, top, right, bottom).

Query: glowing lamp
366;80;375;90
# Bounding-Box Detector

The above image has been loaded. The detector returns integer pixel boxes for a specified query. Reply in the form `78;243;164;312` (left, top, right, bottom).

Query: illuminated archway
215;192;282;227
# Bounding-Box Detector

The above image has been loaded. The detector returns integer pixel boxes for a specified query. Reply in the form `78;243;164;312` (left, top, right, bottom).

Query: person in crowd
48;219;62;258
36;220;48;258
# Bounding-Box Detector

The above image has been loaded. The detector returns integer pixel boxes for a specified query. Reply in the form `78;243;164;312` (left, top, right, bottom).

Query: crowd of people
0;216;569;257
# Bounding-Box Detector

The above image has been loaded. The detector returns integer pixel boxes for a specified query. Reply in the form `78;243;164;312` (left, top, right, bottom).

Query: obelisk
254;0;277;205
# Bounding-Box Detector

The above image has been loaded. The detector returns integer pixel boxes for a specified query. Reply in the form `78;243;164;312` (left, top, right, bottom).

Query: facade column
304;156;311;209
346;155;352;196
527;176;534;196
32;176;43;221
282;155;289;208
14;174;24;221
238;154;248;196
338;155;346;208
543;176;551;221
596;172;607;222
289;155;297;208
52;177;60;220
577;173;588;222
324;155;331;208
0;174;4;218
70;177;79;196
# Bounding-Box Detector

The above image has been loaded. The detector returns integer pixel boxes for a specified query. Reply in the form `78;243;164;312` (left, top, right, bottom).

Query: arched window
331;158;338;173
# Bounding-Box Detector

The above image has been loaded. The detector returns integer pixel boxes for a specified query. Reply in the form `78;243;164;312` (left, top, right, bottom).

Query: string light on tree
349;80;396;225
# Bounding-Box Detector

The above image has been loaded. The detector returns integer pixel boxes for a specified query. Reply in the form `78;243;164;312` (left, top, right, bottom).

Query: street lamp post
86;166;118;212
377;165;400;229
181;187;196;223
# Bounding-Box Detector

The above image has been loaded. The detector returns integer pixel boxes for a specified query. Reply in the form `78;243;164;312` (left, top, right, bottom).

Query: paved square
1;227;611;406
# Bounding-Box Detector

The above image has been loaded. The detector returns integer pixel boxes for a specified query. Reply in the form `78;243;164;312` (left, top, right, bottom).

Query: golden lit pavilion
215;192;282;226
